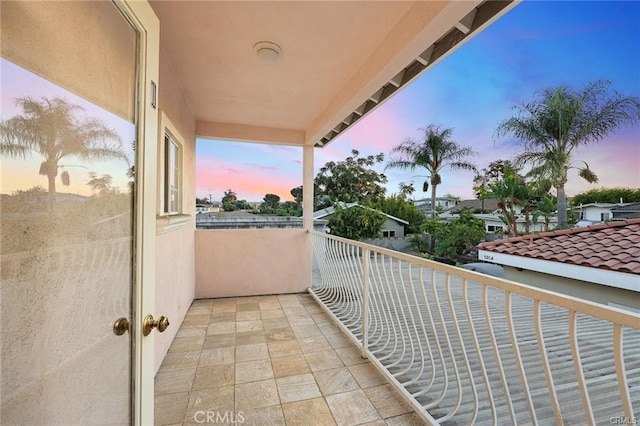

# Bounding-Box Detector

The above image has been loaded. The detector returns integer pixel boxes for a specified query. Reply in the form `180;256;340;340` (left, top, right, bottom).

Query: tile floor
154;293;426;426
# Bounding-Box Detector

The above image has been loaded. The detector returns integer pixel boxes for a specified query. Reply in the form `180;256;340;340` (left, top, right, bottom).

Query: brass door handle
113;317;130;336
142;314;170;336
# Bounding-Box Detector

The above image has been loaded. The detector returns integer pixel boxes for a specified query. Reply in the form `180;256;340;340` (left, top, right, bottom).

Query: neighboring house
414;196;459;213
571;202;634;226
611;202;640;220
195;203;221;214
314;203;409;238
478;219;640;312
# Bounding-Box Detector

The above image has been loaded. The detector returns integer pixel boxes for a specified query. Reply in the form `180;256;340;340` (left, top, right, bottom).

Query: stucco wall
503;266;640;311
579;206;613;222
155;49;196;373
195;229;311;298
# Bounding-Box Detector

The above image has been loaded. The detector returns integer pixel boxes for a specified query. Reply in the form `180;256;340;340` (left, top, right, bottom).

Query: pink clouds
336;100;408;153
196;158;300;201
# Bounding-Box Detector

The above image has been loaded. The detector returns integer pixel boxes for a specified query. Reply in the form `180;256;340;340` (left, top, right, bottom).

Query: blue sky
196;1;640;202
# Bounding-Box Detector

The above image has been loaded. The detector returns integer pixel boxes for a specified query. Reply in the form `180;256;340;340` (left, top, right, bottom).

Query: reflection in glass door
1;2;138;424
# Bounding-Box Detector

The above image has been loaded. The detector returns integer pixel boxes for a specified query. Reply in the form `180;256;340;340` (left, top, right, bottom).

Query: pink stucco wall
155;48;196;373
195;229;311;298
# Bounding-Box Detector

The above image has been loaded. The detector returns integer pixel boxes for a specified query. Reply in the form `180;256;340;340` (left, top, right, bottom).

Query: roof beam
196;121;305;146
455;8;477;34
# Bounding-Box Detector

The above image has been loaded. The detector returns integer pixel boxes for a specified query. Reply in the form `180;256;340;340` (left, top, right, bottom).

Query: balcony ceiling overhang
149;0;517;147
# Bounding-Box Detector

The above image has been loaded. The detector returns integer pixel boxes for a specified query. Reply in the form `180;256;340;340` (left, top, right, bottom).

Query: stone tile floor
155;293;425;425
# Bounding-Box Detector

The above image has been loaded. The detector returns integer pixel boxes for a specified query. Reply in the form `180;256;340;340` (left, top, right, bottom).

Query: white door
0;1;159;424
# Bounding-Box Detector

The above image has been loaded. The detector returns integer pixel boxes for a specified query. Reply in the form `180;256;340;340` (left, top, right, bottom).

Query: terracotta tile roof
478;219;640;274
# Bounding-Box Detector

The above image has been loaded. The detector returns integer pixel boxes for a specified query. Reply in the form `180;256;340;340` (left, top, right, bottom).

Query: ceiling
149;1;517;147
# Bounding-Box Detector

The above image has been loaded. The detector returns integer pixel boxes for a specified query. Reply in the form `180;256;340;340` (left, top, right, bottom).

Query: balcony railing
309;231;640;425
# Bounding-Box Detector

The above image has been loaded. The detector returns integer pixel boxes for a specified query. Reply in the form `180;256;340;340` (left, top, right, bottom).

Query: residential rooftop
478;219;640;274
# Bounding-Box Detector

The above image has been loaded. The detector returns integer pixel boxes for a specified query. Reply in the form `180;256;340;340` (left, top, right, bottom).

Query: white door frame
115;1;159;424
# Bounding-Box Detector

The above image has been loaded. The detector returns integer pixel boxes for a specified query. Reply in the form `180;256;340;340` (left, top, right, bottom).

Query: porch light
254;41;282;63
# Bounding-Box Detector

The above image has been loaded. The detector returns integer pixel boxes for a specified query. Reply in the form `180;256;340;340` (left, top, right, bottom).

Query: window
487;225;502;232
157;112;189;234
158;111;184;216
382;230;396;238
600;212;610;221
164;132;181;214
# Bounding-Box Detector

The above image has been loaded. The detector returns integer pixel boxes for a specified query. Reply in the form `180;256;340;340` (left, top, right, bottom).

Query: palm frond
577;161;599;184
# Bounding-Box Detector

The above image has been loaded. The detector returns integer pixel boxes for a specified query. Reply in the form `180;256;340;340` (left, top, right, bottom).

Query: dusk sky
196;1;640;203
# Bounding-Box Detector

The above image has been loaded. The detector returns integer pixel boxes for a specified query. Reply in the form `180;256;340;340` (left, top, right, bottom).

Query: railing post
361;247;370;358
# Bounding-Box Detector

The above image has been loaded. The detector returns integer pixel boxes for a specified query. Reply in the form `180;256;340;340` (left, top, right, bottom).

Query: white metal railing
309;231;640;425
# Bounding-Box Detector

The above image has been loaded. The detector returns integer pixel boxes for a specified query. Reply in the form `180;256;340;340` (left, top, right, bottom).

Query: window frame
163;132;181;214
156;111;189;234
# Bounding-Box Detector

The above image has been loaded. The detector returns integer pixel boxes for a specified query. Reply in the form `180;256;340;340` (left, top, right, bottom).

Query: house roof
314;203;409;225
147;1;515;147
449;198;500;212
570;202;632;210
478;219;640;274
612;202;640;212
414;197;459;204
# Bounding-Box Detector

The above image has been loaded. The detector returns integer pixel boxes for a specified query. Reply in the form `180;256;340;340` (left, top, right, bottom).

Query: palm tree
0;97;128;203
496;80;640;228
387;125;477;219
87;172;114;196
533;196;557;232
489;174;521;237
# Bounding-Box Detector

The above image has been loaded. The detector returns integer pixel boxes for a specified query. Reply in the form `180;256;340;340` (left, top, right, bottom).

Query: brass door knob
142;314;170;336
113;317;130;336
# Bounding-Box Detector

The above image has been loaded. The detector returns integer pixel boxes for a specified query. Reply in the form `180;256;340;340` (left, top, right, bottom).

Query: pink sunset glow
194;1;639;203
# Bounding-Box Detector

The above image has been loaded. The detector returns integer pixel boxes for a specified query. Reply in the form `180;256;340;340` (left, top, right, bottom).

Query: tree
473;160;521;212
417;210;485;258
488;174;523;237
436;209;486;257
221;189;238;211
326;205;386;240
397;182;415;200
315;149;387;208
87;172;113;196
387;125;477;219
290;186;303;207
236;199;251;211
533;196;557;232
488;169;551;236
496;80;640;228
260;193;281;213
277;201;301;217
571;187;640;205
0;97;127;203
377;195;427;234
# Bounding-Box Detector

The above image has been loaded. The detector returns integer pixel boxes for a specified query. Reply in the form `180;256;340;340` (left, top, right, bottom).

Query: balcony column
303;144;314;231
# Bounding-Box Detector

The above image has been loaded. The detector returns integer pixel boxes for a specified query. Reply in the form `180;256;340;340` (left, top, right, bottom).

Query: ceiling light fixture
254;41;282;63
